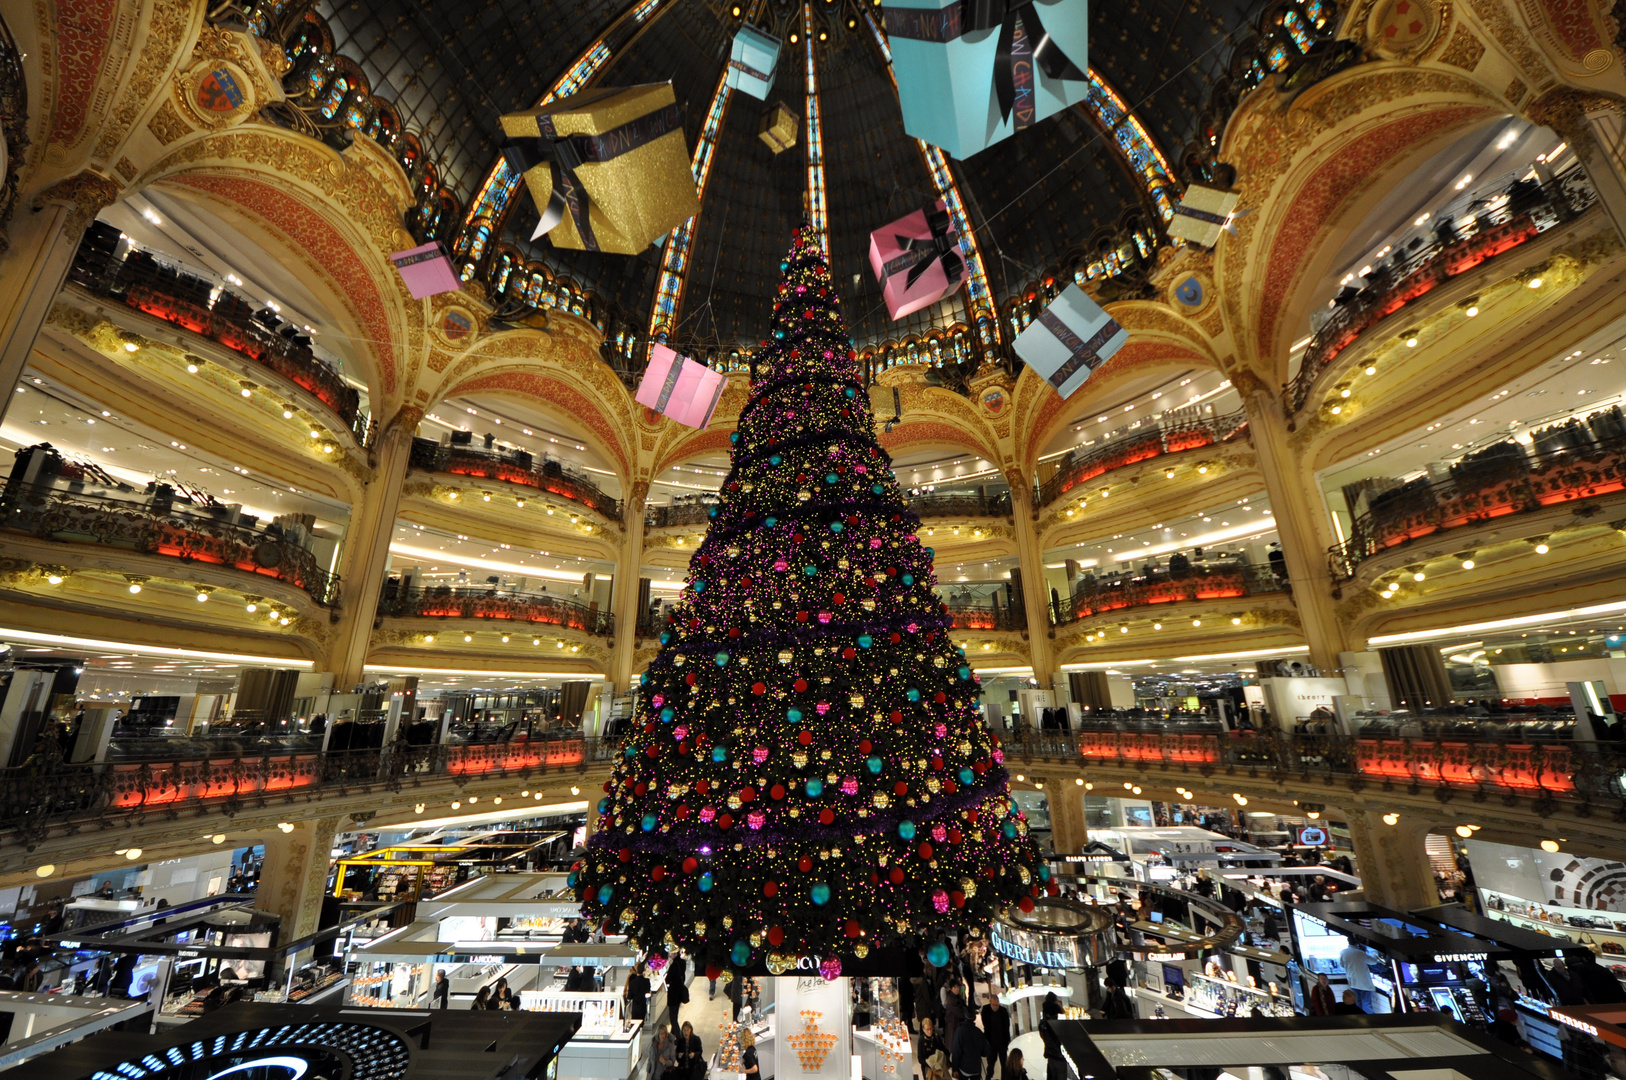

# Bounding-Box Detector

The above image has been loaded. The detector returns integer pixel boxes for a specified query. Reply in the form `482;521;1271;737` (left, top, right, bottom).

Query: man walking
980;992;1010;1080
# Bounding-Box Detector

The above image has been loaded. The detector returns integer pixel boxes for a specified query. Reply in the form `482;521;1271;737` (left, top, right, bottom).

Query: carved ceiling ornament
1515;0;1621;77
92;0;195;161
1366;0;1445;59
31;168;121;232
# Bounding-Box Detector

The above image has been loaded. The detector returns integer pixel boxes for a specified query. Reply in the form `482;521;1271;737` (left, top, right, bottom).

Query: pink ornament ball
932;889;950;913
820;956;843;980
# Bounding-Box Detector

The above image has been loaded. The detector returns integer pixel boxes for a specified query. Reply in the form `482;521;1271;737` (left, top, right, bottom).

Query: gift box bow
502;98;684;250
884;206;966;290
883;0;1086;125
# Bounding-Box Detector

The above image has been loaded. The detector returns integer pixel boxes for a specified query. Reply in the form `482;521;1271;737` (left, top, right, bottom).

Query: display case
520;990;640;1080
345;960;429;1009
1184;972;1294;1018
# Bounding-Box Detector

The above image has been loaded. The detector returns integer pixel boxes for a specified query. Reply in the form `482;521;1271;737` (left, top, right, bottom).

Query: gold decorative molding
147;98;192;145
31;170;121;233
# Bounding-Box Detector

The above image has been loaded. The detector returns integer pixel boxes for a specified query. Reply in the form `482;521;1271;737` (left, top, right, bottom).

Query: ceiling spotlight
283;409;294;419
1527;277;1543;288
1382;813;1399;825
1535;542;1549;554
730;3;741;13
1074;778;1084;786
46;574;63;585
1455;825;1473;838
415;804;425;814
1461;558;1475;570
276;822;295;832
126;848;143;859
212;834;226;844
186;363;199;373
1412;572;1425;582
123;341;139;353
35;864;54;878
451;801;461;809
1540;839;1560;852
128;582;142;594
1466;305;1479;316
1232;793;1247;806
789;31;799;43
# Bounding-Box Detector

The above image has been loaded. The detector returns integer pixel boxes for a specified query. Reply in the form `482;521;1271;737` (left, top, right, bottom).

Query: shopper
676;1021;704;1080
472;986;490;1010
496;985;517;1011
918;1017;948;1080
624;962;650;1023
1004;1049;1030;1080
434;971;449;1009
1337;943;1378;1013
943;981;968;1049
1041;991;1062;1022
900;950;921;1033
1103;979;1135;1020
951;1015;993;1080
667;952;689;1030
1308;973;1336;1016
980;992;1010;1080
651;1023;676;1080
739;1028;760;1078
1566;949;1626;1004
1333;989;1365;1014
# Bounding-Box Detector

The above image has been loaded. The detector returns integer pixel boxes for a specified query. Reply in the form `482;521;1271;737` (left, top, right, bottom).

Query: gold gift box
759;101;798;154
500;83;700;255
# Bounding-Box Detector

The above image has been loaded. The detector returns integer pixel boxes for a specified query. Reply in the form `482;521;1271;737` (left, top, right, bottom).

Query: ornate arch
1215;62;1510;382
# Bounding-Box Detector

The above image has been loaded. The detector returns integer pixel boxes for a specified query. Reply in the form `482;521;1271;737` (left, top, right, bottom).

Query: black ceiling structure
309;0;1301;346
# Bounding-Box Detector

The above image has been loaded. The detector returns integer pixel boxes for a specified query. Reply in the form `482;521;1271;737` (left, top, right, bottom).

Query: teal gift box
727;24;782;101
884;0;1090;160
1013;283;1127;400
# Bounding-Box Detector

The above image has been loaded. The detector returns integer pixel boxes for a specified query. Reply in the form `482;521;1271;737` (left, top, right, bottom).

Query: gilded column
1344;809;1440;911
1045;779;1088;856
609;479;650;693
1007;470;1055;687
0;172;122;423
253;815;345;963
324;422;414;687
1241;388;1350;672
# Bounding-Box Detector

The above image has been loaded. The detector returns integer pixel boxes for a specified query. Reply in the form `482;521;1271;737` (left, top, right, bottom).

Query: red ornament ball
770;784;787;800
618;848;632;863
798;730;813;746
1018;896;1035;913
889;867;906;884
798;855;814;873
845;920;862;938
793;678;809;692
682;857;699;874
696;779;711;794
652;866;667;881
752;682;767;695
768;925;784;946
951;890;966;908
819;808;835;824
918;842;934;860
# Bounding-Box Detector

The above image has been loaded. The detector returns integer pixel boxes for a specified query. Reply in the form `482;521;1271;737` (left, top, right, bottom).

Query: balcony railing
0;737;620;846
1288;164;1597;414
1039;412;1249;508
0;485;340;605
1053;561;1283;625
647;501;715;529
378;583;614;636
1328;425;1626;579
945;600;1026;632
907;490;1012;517
67;226;365;438
1000;728;1619;806
408;439;620;523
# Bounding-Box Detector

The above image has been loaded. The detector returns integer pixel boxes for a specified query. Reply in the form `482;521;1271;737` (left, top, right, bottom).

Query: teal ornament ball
730;432;739;444
597;884;614;905
898;820;916;840
830;522;844;533
907;688;921;702
959;665;972;679
959;768;974;784
597;798;610;813
1039;865;1051;881
694;580;706;592
872;484;884;494
924;547;934;558
1003;821;1018;838
810;882;832;905
765;516;778;527
857;634;873;648
845;387;856;398
770;454;782;465
825;473;838;484
731;941;751;965
699;872;714;893
866;756;883;774
787;707;803;723
567;870;580;887
804;565;817;576
806;778;824;797
715;651;730;666
641;814;657;832
712;746;728;763
926;942;951;968
661;707;675;721
902;574;914;585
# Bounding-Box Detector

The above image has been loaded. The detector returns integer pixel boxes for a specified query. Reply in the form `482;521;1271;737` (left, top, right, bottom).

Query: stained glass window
647;68;733;342
804;5;829;259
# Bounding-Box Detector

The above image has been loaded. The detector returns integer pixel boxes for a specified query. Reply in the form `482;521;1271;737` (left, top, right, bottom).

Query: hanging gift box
868;199;965;320
759;101;798;154
728;24;782;100
884;0;1090;161
635;344;729;429
500;83;700;255
390;242;461;299
1167;183;1240;247
1013;283;1128;399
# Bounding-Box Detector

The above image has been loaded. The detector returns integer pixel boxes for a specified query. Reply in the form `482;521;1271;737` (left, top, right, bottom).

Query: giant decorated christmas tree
573;227;1046;977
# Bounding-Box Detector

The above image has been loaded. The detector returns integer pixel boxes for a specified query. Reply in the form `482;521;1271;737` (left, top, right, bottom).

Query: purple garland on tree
573;227;1047;978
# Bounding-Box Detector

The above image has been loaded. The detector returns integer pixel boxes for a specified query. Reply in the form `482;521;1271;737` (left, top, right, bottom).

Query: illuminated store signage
991;923;1086;969
1552;1011;1600;1038
1431;952;1489;962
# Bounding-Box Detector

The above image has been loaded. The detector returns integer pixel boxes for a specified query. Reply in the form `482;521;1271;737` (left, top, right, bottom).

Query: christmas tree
573;227;1046;977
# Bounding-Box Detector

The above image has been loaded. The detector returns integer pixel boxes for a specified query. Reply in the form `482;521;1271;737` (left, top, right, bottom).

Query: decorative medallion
1170;272;1210;314
980;387;1007;415
179;61;254;126
1367;0;1440;58
437;308;475;344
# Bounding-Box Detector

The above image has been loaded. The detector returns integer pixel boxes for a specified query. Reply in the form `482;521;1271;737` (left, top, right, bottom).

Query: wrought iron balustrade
66;232;364;433
0;486;340;605
408;439;621;523
646;502;715;528
1053;562;1284;625
1000;727;1623;806
906;490;1012;517
379;583;614;636
1327;428;1626;579
1039;412;1249;507
1288;164;1597;414
0;737;622;846
945;602;1025;632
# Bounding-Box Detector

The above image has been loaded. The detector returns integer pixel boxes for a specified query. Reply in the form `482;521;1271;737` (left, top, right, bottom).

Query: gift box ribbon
882;206;966;290
502;102;683;252
1175;203;1229;226
653;356;685;412
1036;308;1121;389
392;246;448;269
883;0;1085;126
729;57;774;83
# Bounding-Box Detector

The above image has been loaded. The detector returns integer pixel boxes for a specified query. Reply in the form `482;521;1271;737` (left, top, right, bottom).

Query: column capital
31;171;122;235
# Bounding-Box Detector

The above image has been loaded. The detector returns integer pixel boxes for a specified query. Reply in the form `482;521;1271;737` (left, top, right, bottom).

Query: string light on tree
572;227;1043;979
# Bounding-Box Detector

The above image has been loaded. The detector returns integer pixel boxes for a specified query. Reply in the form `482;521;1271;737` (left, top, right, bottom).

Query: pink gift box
868;200;965;320
390;242;461;299
636;344;728;429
